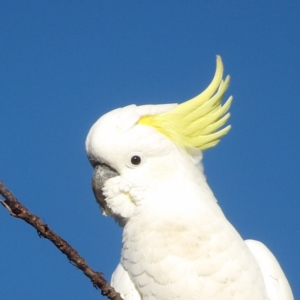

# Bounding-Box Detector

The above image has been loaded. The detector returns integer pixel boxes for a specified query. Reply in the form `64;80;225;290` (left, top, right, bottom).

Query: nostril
87;155;99;168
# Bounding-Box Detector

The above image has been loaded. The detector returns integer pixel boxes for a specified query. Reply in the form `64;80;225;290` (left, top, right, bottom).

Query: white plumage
86;57;293;299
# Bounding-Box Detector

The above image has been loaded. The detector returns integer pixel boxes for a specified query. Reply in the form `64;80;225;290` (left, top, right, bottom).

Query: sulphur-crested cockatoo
86;56;293;300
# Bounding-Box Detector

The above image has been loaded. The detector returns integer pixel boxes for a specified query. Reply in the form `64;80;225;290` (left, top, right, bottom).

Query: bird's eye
131;155;141;165
126;152;145;168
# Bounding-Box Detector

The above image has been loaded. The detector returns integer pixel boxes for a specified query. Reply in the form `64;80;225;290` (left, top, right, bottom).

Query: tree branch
0;181;123;300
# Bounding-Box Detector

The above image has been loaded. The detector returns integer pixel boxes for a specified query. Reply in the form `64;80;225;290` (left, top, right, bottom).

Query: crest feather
138;56;232;151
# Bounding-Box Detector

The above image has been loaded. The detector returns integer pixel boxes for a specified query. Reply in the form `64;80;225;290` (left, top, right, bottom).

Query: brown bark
0;181;123;300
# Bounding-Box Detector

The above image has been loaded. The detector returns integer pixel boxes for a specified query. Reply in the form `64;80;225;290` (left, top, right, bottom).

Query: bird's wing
245;239;294;300
111;263;141;300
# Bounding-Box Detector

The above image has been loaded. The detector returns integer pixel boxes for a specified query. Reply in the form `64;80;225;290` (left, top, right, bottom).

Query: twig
0;181;123;300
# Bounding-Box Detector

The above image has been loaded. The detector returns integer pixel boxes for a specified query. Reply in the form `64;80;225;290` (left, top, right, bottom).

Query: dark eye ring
131;155;141;165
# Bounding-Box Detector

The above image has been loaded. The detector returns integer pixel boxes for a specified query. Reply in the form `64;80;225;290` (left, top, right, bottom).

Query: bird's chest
120;215;267;300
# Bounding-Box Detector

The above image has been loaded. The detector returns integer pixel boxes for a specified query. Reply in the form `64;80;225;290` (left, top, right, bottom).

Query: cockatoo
85;56;293;300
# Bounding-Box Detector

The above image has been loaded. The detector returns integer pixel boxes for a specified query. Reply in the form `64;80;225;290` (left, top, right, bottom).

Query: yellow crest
138;56;232;150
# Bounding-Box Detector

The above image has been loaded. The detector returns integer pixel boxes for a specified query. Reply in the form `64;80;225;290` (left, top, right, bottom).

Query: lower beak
92;164;119;213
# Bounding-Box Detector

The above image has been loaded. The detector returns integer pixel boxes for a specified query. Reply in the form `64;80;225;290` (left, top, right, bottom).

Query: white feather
245;240;294;300
111;263;141;300
86;102;294;299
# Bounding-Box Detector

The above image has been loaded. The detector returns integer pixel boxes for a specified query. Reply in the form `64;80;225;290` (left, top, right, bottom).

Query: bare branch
0;181;123;300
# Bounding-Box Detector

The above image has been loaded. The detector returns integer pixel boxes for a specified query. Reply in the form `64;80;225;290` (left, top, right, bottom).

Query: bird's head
85;56;232;221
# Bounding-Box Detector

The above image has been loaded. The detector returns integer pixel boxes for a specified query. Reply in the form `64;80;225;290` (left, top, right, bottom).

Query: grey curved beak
92;164;119;213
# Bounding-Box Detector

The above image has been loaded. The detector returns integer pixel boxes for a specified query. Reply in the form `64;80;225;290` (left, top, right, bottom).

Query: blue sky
1;1;299;299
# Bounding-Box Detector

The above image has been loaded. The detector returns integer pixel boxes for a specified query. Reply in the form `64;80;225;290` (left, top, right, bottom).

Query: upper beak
92;164;119;213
